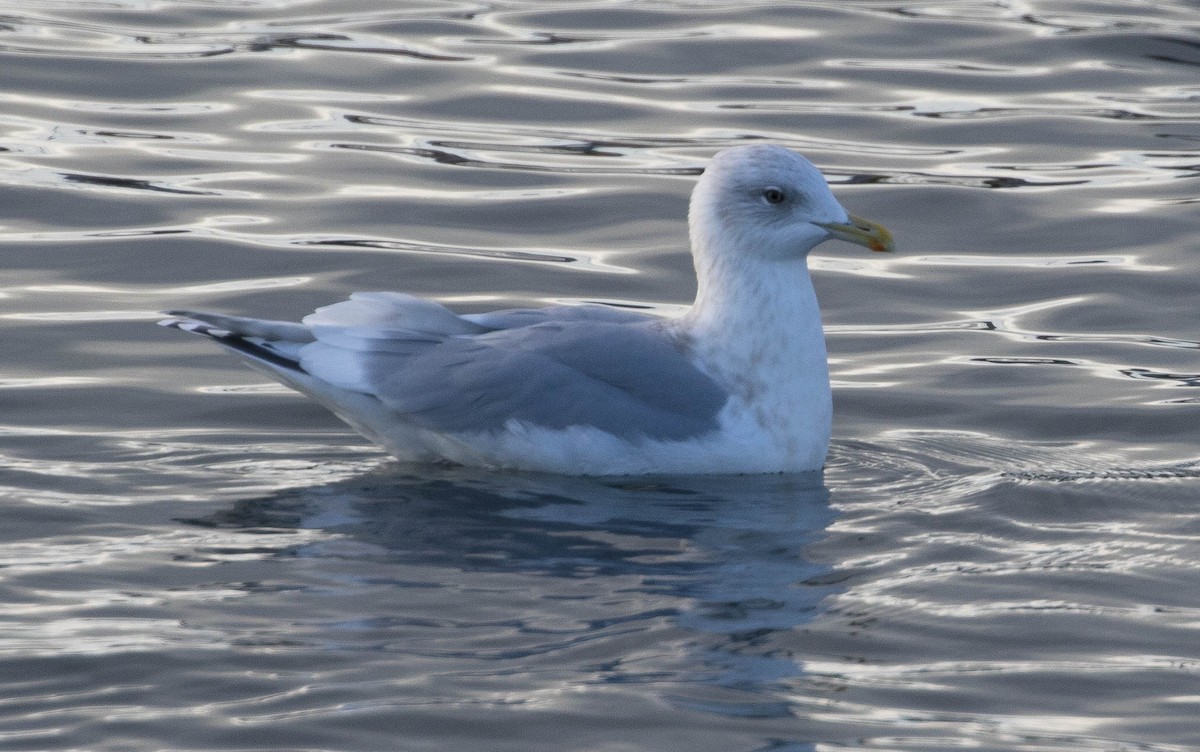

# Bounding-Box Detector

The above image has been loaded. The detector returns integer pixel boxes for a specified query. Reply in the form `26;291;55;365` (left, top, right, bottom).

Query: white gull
161;144;894;475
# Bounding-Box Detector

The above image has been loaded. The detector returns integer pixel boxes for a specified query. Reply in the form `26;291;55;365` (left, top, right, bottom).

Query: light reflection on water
1;0;1200;750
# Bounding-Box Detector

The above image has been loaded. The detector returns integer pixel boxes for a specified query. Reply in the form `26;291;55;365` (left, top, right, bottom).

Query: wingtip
157;310;196;328
158;311;196;330
157;317;233;338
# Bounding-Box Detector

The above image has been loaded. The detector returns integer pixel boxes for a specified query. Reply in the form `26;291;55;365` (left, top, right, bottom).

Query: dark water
2;1;1199;749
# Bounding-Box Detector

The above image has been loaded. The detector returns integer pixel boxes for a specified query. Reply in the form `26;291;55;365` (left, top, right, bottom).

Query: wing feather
299;320;728;441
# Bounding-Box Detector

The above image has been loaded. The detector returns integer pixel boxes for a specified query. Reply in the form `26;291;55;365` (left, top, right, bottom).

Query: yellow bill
815;213;895;253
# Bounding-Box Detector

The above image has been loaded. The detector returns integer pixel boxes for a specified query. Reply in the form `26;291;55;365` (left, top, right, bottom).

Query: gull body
162;145;893;475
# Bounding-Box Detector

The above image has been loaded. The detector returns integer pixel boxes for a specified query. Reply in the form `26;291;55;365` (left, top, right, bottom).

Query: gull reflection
187;467;838;727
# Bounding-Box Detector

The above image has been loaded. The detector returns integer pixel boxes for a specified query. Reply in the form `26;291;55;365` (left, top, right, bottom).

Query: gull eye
762;187;786;205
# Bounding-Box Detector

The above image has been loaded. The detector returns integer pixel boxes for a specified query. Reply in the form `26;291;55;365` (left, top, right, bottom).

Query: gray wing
463;304;656;330
300;320;728;442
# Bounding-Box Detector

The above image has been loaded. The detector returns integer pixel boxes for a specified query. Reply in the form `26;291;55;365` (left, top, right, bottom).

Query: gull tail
158;311;403;451
158;310;312;373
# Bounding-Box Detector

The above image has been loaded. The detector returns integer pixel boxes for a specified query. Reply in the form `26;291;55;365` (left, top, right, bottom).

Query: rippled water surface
2;1;1200;750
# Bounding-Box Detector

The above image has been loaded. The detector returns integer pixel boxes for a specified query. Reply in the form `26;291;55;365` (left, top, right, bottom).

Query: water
1;0;1199;749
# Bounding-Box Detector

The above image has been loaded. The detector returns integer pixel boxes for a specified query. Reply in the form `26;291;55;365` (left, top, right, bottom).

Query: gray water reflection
185;469;836;721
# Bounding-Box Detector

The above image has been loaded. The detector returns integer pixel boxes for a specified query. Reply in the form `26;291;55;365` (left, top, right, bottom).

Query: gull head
689;144;894;264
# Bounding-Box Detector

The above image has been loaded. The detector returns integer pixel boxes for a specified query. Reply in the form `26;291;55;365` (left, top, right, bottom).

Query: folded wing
165;292;728;443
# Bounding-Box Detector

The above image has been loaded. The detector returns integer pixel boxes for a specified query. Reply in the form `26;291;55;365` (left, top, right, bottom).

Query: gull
161;145;894;475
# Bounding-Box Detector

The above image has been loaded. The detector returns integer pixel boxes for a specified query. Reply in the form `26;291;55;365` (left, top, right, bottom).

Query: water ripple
0;161;264;197
0;221;624;271
0;13;475;62
3;1;1200;750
